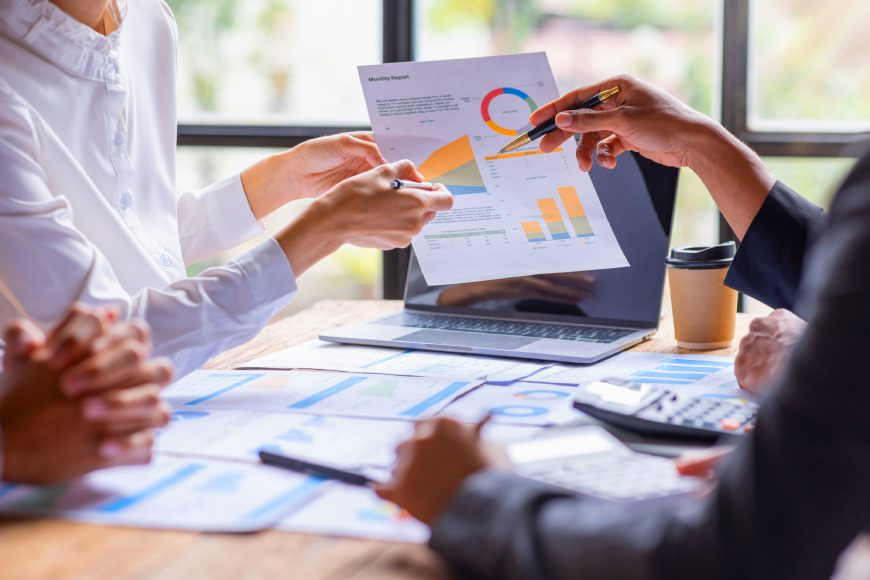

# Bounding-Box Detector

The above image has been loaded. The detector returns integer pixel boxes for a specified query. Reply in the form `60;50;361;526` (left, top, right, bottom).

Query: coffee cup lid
666;241;736;269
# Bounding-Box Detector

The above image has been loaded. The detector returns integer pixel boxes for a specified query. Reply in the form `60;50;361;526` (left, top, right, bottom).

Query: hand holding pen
499;87;620;153
526;75;713;173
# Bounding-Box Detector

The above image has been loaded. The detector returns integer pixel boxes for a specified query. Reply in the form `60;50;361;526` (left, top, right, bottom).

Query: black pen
259;449;375;487
498;86;620;154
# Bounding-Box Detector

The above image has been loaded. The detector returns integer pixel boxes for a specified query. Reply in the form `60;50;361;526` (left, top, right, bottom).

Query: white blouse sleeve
176;173;266;264
0;91;296;377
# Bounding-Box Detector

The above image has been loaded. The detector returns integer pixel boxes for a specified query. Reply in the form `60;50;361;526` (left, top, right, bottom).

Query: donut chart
513;389;570;401
490;405;549;417
480;87;537;136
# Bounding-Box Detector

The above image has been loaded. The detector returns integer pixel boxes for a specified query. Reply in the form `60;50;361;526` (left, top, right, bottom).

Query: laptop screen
404;153;678;329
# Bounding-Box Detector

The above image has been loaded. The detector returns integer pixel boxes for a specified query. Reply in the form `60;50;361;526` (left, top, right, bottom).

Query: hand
376;417;511;526
0;306;173;484
531;74;712;172
674;446;735;478
735;309;807;395
275;160;453;275
437;273;596;307
531;74;775;238
241;132;388;219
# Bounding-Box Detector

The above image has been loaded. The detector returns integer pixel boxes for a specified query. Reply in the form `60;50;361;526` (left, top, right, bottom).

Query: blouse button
120;191;133;209
114;132;124;147
159;254;173;267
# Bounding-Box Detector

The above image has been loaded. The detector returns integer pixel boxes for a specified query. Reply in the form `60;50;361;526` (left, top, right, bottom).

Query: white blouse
0;0;297;376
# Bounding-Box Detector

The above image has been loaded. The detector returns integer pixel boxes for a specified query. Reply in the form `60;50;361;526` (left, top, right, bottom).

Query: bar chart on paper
359;53;629;285
164;370;482;421
521;187;595;243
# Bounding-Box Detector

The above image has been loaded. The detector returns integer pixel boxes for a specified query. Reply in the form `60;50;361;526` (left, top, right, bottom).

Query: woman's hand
532;74;776;238
375;417;511;526
275;160;453;275
241;132;388;219
0;305;173;484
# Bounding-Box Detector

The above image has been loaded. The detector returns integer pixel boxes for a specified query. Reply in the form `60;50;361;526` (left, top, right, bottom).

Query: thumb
555;107;626;134
390;159;426;183
374;482;397;502
4;319;45;362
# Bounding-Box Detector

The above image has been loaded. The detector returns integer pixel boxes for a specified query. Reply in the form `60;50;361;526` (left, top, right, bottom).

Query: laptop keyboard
377;312;636;344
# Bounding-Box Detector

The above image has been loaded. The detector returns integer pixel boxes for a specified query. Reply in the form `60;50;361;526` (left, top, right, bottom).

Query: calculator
508;426;706;501
572;377;758;441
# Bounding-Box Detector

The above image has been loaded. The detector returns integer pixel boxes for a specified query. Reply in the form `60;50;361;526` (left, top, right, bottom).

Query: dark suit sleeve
429;155;870;580
723;181;825;310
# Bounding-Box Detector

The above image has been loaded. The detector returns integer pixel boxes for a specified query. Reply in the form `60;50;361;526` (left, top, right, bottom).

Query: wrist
240;151;303;220
686;120;776;239
274;199;343;276
684;117;732;172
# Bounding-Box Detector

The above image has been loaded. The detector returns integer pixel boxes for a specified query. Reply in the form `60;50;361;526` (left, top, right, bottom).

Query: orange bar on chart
521;221;546;242
536;198;570;240
557;186;594;237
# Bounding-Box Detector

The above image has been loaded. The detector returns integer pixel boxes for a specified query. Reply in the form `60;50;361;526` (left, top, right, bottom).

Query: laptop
322;152;679;364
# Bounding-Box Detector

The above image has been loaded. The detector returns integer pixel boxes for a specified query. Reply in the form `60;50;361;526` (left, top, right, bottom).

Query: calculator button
721;419;741;430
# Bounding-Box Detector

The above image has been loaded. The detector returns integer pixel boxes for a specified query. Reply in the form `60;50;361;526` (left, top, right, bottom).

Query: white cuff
230;237;298;310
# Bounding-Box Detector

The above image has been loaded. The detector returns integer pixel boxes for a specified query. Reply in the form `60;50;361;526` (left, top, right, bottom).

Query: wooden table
0;301;753;580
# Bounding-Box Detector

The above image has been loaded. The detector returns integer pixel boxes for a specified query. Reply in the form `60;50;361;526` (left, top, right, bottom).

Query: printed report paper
0;456;324;532
164;369;482;421
240;339;550;383
359;52;628;285
158;406;542;468
278;484;429;544
525;352;742;398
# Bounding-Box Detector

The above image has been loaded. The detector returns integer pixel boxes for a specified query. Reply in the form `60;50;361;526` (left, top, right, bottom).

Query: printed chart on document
359;53;628;285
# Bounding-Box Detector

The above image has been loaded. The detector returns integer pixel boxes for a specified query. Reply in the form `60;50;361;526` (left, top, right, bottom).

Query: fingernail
84;399;107;419
100;441;123;458
555;112;572;128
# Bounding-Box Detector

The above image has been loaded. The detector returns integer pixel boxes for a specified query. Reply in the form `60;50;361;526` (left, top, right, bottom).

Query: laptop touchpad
396;330;537;350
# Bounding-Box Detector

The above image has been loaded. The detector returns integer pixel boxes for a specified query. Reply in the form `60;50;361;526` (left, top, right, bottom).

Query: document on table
158;408;542;467
525;352;740;397
0;456;324;532
158;411;413;468
240;339;550;383
441;382;582;426
164;370;482;420
358;52;628;286
278;484;429;544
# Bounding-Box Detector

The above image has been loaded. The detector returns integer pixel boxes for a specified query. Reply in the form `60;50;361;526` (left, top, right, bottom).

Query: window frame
175;0;870;298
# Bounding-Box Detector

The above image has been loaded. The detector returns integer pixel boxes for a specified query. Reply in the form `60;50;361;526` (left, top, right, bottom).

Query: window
169;0;381;126
172;0;869;304
749;0;870;132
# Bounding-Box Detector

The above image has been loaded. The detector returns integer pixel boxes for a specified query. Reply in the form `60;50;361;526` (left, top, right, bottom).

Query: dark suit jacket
724;181;825;311
428;151;870;580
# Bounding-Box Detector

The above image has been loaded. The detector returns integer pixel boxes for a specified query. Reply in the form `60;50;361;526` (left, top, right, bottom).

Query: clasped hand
0;305;173;483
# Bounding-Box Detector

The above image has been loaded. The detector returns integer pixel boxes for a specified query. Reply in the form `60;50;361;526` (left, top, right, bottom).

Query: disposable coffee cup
666;242;738;350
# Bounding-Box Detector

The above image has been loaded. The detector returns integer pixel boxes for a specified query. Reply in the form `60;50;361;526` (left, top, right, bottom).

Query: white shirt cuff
229;237;298;310
201;174;265;251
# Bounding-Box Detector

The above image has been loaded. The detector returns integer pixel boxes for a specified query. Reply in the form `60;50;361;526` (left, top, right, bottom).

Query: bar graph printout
525;352;742;398
0;456;324;532
164;370;482;421
239;339;550;383
359;53;628;285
